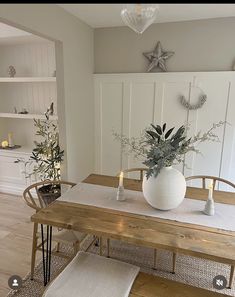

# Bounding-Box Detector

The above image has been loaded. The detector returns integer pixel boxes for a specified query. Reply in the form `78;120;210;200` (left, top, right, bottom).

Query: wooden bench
42;251;228;297
130;272;228;297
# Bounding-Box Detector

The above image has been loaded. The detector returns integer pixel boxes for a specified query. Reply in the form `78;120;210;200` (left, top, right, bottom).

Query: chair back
117;168;147;181
185;175;235;192
23;180;76;212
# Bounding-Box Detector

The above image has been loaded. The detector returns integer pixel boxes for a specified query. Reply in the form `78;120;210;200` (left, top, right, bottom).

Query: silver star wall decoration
143;41;174;72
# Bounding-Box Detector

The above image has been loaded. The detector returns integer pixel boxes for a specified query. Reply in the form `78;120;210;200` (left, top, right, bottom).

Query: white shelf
0;77;56;82
0;113;58;120
0;146;32;155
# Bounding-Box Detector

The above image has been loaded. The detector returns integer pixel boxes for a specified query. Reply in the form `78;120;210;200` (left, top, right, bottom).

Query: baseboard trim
0;184;25;196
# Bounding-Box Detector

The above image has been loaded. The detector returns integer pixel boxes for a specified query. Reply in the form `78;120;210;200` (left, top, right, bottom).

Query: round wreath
180;94;207;110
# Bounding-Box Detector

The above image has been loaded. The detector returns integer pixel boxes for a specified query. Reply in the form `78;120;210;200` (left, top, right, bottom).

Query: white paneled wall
94;82;123;174
184;76;230;184
0;41;55;77
0;41;57;115
1;118;37;148
0;82;57;114
220;81;235;189
94;72;235;189
127;82;156;174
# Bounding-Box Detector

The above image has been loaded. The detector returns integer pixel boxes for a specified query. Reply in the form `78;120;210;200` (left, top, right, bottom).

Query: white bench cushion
43;251;140;297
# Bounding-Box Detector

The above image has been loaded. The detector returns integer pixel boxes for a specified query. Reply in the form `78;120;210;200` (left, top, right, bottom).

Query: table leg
41;224;53;286
48;225;52;282
172;252;177;274
107;238;110;258
228;265;235;289
153;249;157;270
30;222;38;280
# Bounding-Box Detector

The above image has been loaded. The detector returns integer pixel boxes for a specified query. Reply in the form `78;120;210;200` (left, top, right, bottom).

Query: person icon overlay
12;279;19;287
8;275;22;290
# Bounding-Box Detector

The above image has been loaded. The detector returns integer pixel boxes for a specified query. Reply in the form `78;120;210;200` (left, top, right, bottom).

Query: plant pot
38;184;61;207
142;166;186;210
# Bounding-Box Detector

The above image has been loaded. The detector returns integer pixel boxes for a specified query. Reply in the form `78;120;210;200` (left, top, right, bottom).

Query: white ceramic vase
142;166;186;210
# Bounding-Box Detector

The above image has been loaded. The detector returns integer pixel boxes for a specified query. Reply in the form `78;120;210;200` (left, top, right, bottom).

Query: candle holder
203;198;215;216
203;181;215;216
116;186;125;201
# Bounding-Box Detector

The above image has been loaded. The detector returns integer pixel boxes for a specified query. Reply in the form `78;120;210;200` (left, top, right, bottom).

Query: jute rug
7;236;235;296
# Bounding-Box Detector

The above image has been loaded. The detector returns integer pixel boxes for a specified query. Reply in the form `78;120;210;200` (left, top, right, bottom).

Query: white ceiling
0;22;52;45
0;22;31;38
59;4;235;28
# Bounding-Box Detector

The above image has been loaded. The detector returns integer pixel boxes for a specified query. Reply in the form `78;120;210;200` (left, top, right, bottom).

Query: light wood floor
0;192;37;296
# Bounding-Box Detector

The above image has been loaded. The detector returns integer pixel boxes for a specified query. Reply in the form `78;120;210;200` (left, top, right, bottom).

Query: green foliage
30;118;64;181
143;124;189;178
113;121;224;179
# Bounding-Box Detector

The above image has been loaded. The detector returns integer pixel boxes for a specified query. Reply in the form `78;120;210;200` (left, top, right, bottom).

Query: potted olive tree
16;111;64;205
30;115;64;204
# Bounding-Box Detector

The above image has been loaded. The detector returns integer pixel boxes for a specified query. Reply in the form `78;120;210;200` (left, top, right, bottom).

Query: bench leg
107;238;110;258
228;265;235;289
153;249;157;270
73;241;80;255
56;242;60;252
94;236;99;247
30;222;38;280
99;237;103;256
172;252;177;274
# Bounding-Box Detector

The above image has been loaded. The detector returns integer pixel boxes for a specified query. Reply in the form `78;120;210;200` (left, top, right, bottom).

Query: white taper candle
208;179;213;200
119;171;124;187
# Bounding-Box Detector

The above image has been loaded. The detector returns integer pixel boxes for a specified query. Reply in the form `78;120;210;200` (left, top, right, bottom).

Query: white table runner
59;183;235;232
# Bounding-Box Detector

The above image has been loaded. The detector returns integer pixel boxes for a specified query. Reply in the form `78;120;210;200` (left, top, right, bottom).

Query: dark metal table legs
41;224;52;286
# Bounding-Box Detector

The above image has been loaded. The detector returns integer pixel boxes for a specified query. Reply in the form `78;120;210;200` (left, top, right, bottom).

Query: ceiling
59;4;235;28
0;22;52;45
0;22;31;38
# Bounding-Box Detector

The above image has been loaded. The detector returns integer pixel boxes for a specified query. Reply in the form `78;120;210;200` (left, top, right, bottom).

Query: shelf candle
208;179;214;200
8;132;14;148
119;171;124;187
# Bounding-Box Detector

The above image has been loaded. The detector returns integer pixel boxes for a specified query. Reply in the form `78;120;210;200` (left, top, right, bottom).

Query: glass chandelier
121;4;159;34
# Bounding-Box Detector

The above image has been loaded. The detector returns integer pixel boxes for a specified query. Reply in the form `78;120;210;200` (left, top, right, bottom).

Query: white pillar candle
119;171;124;187
8;132;14;148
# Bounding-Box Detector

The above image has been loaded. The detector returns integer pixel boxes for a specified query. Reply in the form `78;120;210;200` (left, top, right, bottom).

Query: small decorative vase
142;166;186;210
8;65;16;77
116;186;125;201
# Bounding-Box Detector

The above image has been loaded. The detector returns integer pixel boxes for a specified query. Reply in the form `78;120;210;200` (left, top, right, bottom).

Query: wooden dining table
31;173;235;290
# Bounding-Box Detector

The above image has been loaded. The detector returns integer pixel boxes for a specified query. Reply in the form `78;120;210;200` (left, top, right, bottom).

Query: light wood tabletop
31;174;235;287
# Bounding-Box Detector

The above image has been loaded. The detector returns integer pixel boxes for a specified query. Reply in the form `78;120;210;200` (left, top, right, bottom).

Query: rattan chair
120;167;148;181
23;180;89;280
172;175;235;288
186;175;235;192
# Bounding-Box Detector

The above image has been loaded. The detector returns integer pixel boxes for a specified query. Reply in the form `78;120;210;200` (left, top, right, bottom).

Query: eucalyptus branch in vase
113;121;225;179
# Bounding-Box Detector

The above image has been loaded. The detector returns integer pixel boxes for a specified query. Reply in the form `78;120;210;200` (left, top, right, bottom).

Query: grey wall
95;17;235;73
